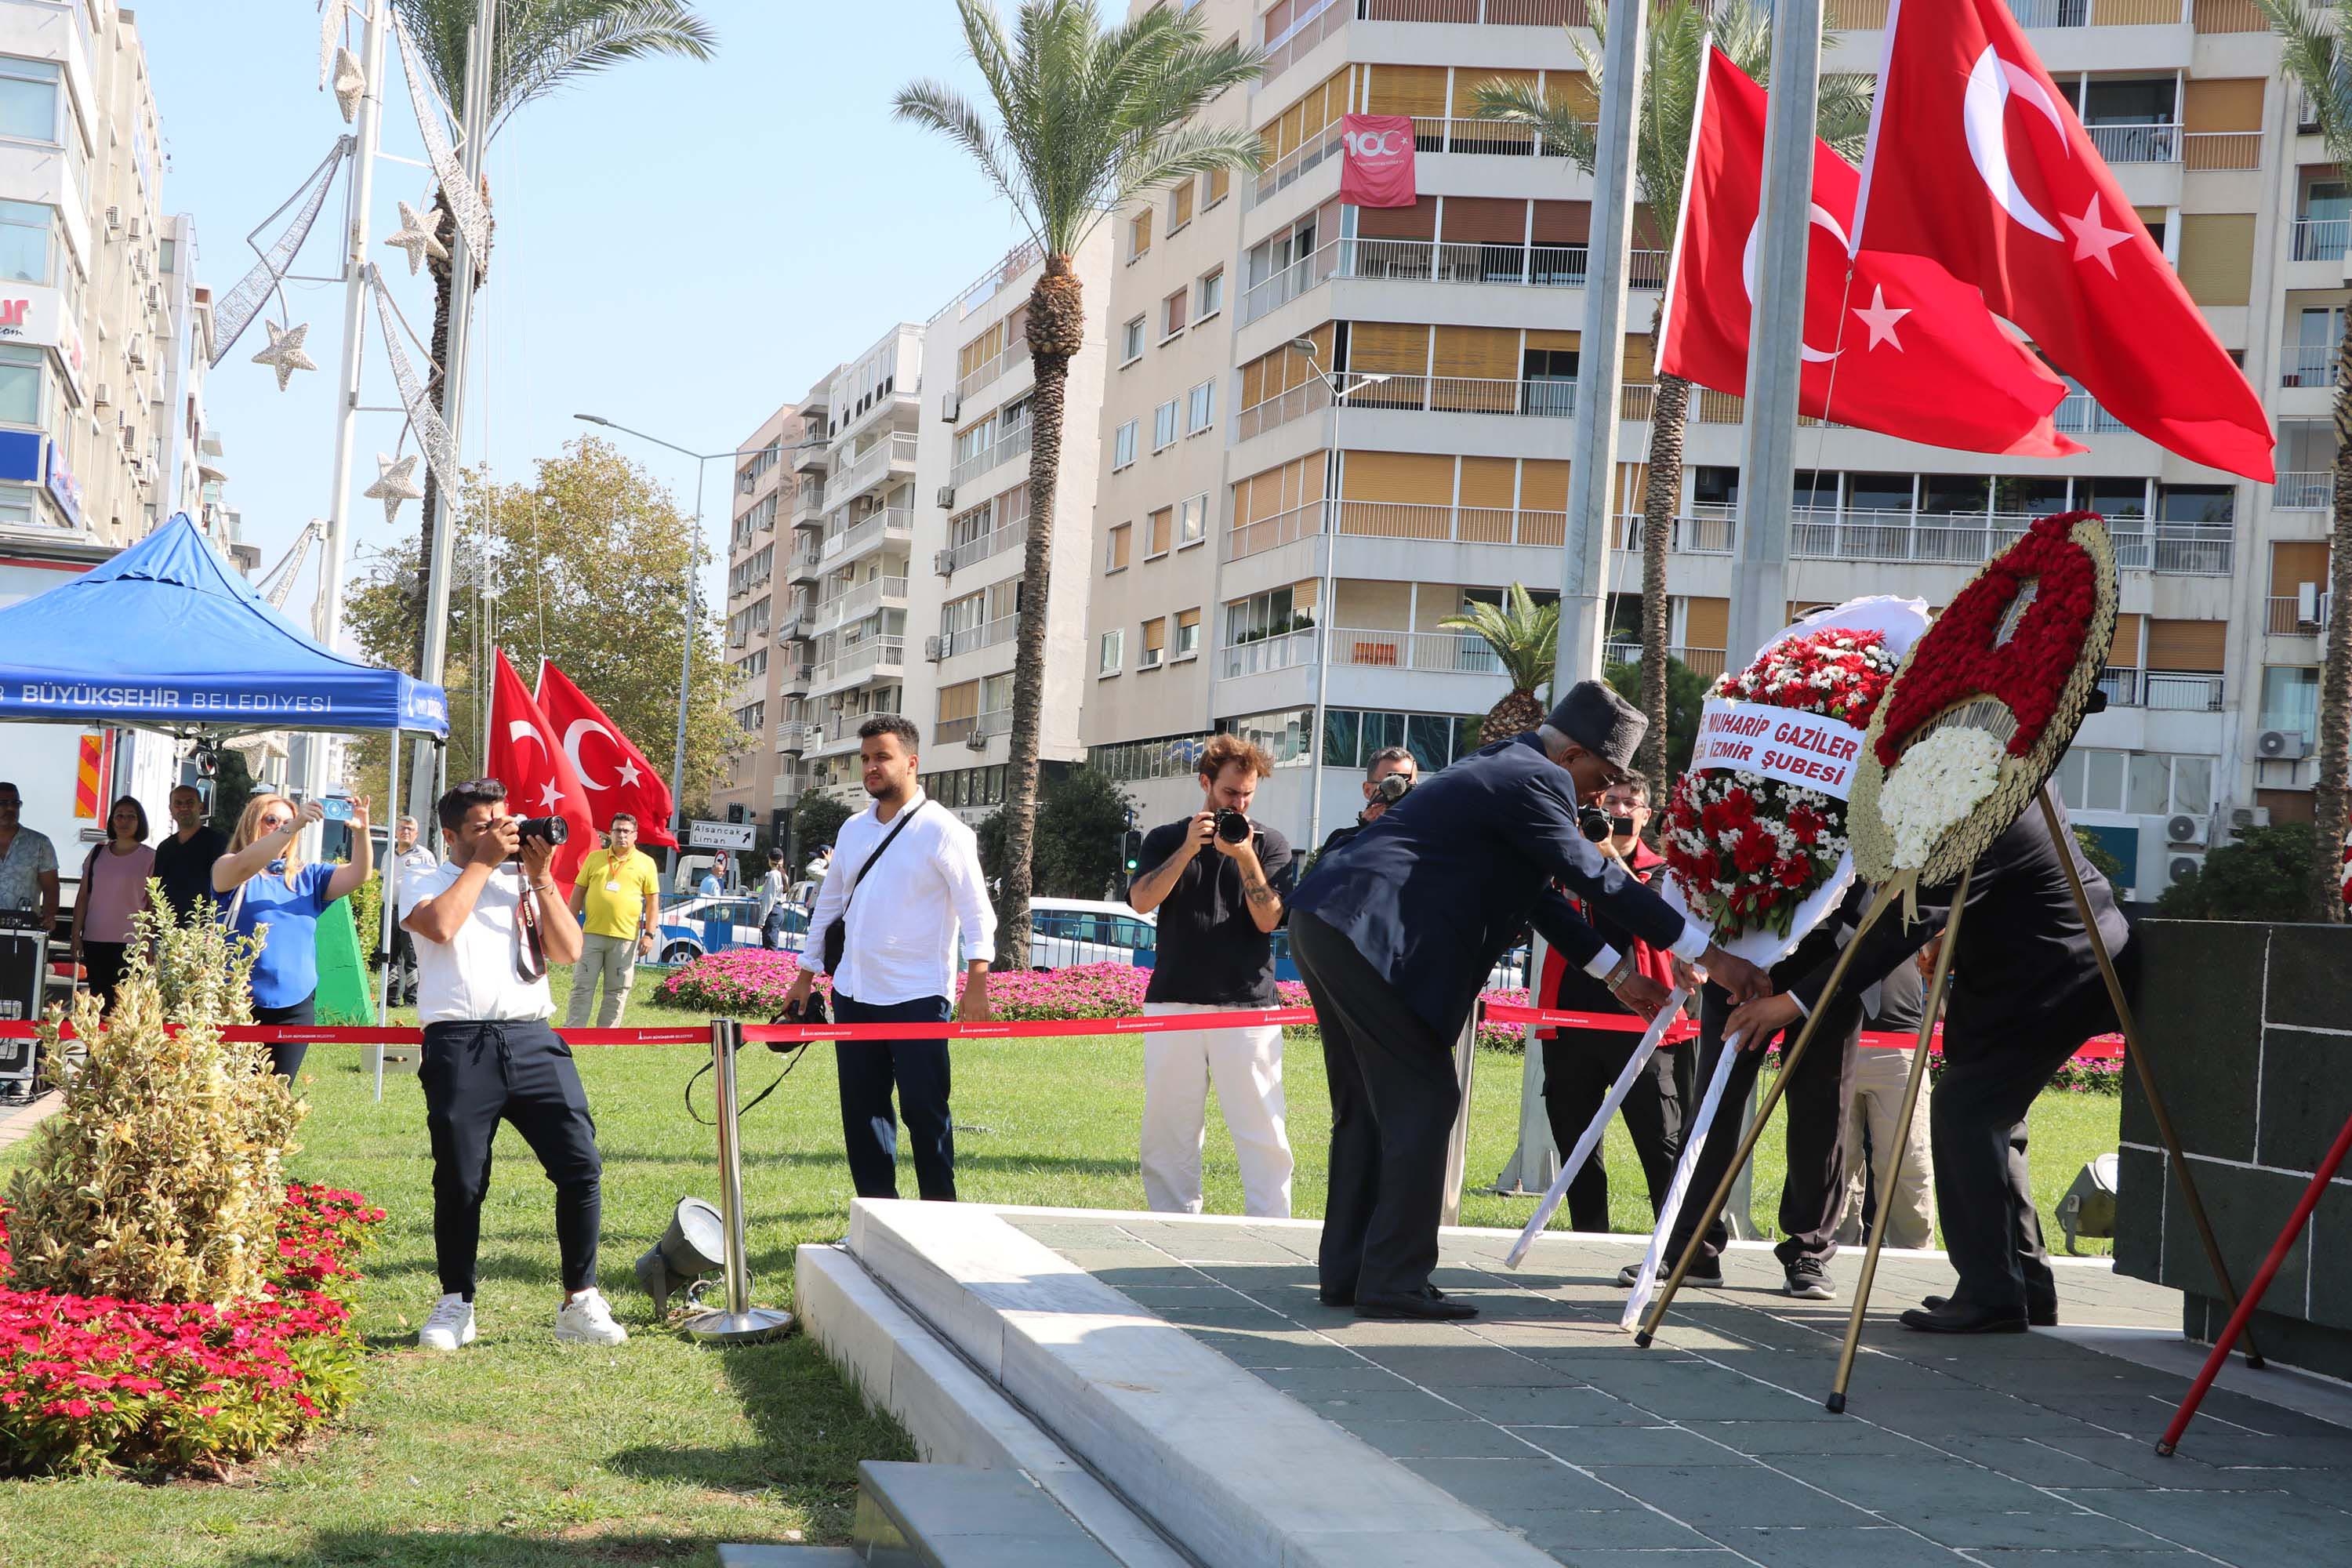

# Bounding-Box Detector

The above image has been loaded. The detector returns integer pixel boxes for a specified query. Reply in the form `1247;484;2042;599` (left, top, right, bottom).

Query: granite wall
2114;920;2352;1379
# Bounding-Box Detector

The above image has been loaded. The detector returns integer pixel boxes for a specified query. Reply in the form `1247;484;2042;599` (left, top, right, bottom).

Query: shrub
653;946;829;1015
2156;822;2325;922
5;902;301;1305
0;1184;382;1476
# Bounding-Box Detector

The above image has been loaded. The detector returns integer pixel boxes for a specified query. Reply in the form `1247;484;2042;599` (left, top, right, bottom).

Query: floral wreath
1850;512;2119;888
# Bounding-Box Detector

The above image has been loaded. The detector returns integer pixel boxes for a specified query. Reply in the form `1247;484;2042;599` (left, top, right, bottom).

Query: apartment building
713;399;805;838
902;234;1113;827
1071;0;2340;902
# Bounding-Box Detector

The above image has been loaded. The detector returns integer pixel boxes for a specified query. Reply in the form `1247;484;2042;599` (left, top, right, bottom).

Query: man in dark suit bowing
1291;681;1772;1322
1724;796;2132;1334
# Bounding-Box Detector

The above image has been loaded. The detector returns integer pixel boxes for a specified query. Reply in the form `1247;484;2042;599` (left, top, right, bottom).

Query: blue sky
136;2;1029;635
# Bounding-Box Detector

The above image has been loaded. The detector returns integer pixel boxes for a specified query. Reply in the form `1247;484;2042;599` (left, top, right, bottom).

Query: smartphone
320;795;355;822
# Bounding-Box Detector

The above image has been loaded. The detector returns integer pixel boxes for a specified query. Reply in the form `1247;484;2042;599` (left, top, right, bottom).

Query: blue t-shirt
226;862;339;1008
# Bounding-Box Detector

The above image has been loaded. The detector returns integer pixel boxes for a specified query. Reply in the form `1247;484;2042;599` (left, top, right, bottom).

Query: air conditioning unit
935;485;956;510
2299;583;2321;626
941;390;961;423
92;383;113;408
2165;812;2209;848
923;635;946;662
2225;805;2271;837
2167;854;2202;887
104;205;122;233
964;731;989;750
2257;728;2312;760
126;335;145;368
934;549;954;576
126;216;143;241
119;423;138;452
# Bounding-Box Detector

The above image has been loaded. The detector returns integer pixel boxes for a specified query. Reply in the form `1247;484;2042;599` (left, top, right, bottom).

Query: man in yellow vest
565;814;662;1027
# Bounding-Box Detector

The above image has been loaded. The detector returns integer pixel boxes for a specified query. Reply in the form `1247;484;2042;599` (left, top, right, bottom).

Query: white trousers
1837;1044;1938;1250
1139;1001;1293;1219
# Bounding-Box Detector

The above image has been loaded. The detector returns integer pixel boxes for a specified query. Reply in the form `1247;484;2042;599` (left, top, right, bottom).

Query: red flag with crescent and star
1851;0;2273;481
534;659;678;848
485;648;595;895
1658;48;2083;459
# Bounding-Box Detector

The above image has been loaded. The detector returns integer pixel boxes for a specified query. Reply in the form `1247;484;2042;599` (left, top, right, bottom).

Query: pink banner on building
1338;114;1417;208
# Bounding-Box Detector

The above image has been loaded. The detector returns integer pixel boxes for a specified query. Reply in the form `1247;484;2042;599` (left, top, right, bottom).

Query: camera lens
1577;805;1611;843
1215;808;1252;844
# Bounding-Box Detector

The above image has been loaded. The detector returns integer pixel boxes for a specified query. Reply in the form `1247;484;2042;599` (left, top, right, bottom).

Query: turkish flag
1338;114;1417;208
1852;0;2273;481
534;659;677;848
485;648;594;895
1659;49;2082;459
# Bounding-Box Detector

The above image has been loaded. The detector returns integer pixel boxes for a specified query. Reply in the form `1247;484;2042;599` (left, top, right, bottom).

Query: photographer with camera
1290;682;1769;1319
212;792;374;1080
1316;747;1417;859
1127;735;1298;1219
400;778;624;1352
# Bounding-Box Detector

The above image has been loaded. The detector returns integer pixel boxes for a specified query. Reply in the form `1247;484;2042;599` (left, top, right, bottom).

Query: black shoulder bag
820;801;925;975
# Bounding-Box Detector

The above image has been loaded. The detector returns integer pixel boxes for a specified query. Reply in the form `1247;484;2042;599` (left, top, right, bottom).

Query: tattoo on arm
1242;866;1280;913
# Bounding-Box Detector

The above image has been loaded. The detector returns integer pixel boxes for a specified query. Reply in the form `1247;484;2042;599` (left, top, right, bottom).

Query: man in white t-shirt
399;778;626;1352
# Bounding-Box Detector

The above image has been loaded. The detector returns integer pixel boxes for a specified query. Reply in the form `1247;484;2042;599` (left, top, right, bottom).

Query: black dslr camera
1214;808;1254;845
509;815;570;858
1577;804;1612;842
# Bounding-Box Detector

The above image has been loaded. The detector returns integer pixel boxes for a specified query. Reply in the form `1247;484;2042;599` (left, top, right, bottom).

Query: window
2057;749;2216;818
1196;268;1224;320
1098;629;1124;675
1112;419;1138;470
1089;731;1218;781
1206;167;1230;208
1141;617;1167;669
1169;180;1195;232
1129;209;1152;260
1120;316;1146;363
0;344;43;427
1225;583;1316;644
2260;666;2321;736
1174;608;1201;659
1105;521;1132;572
0;199;53;285
1185;379;1216;434
0;57;61;145
1163;289;1188;339
1221;707;1313;768
1146;506;1172;557
1153;399;1179;451
1177;493;1207;548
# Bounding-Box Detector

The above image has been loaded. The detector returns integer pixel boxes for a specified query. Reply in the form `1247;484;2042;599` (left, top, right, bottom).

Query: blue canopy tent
0;514;445;1090
0;513;447;739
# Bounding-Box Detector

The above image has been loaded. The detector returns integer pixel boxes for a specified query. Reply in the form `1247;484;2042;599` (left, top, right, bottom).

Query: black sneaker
1617;1259;1723;1289
1784;1257;1836;1301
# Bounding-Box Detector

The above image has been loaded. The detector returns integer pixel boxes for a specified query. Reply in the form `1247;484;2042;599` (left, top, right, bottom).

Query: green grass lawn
1;970;2122;1566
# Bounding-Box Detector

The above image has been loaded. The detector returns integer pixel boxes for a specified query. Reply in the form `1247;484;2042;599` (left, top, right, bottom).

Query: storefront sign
43;438;81;529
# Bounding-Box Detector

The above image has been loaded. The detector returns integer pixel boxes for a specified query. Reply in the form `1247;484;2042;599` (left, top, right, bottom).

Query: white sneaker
418;1294;476;1351
554;1287;628;1346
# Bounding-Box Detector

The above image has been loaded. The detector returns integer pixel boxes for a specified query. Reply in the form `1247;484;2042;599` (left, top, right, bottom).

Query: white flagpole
1621;1029;1745;1330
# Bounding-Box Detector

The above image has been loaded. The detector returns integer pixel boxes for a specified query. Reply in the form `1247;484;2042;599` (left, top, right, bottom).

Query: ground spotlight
634;1196;724;1317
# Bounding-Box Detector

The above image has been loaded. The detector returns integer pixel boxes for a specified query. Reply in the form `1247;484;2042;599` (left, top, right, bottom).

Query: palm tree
396;1;718;671
1472;0;1871;785
896;0;1261;964
2259;0;2351;923
1442;585;1561;744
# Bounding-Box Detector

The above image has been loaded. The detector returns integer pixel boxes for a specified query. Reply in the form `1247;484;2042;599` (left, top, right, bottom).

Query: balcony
818;573;909;631
1242;238;1668;325
822;506;915;565
941;614;1018;659
2275;471;2333;511
2183;131;2261;172
2282;343;2339;389
1226;499;1738;564
2292;217;2349;262
2149;527;2235;575
1220;627;1320;681
958;343;1018;403
949;419;1031;490
822;431;919;509
936;708;1013;746
942;521;1026;575
2054;392;2132;436
1239;373;1575;443
1328;627;1504;677
2091;669;2223;711
1261;0;1593;86
1406;116;1583;161
1602;641;1730;680
2081;122;2179;165
788;539;823;583
811;638;906;694
791;478;826;524
2267;593;2332;634
1615;510;1738;555
1252;122;1345;208
782;661;815;695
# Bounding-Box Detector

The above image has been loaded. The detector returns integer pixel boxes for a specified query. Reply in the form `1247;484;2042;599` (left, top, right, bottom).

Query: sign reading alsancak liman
686;819;757;851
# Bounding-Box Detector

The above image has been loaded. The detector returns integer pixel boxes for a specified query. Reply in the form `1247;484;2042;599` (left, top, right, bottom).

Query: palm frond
2259;0;2352;169
893;81;1029;216
1440;585;1559;691
397;1;718;144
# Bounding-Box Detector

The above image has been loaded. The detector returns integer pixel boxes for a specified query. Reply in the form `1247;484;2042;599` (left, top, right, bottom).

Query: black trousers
82;940;129;1009
389;927;420;1006
833;993;955;1202
253;994;317;1080
1936;960;2129;1316
1668;970;1862;1269
419;1018;604;1298
1293;912;1463;1303
1542;1029;1683;1232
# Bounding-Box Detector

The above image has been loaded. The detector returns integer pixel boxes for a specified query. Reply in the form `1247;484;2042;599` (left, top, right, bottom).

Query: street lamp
1290;337;1390;855
573;412;823;863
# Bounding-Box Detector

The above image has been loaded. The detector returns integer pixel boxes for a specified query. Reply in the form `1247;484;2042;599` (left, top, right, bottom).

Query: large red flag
485;648;595;895
1852;0;2273;481
1338;114;1417;208
533;659;678;848
1659;48;2083;459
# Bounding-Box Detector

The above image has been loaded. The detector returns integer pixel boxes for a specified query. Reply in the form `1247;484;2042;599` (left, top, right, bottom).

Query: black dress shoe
1900;1302;2027;1334
1923;1293;2055;1327
1357;1292;1479;1322
1319;1289;1355;1308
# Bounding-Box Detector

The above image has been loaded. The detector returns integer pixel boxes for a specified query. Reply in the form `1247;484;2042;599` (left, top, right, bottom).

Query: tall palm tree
2259;0;2351;923
896;0;1261;963
1441;585;1561;745
397;0;717;671
1472;0;1871;786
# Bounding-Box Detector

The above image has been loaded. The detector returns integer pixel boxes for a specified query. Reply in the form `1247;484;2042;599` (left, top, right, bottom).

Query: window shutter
1241;356;1270;409
1457;456;1517;510
1349;321;1431;374
1148;507;1172;554
2147;617;2227;671
1365;64;1449;119
1144;618;1167;653
1525;328;1581;353
2176;214;2256;306
1682;597;1730;651
1440;197;1528;244
1432;325;1519;379
1621;333;1657;384
1172;181;1195;228
1207;167;1229;205
2183;78;2262;132
938;681;978;722
2271;540;2330;591
1358;200;1436;238
1530;201;1592;243
1519;458;1571;510
1341;449;1454;503
2109;612;2143;666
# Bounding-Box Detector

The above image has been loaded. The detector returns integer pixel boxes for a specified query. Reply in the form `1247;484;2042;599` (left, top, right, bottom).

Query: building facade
1066;0;2339;902
714;398;805;837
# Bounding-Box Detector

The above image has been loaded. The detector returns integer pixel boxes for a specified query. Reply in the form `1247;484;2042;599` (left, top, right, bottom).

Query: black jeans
833;993;956;1201
419;1018;604;1298
1541;1029;1683;1232
760;909;787;950
81;940;129;1009
253;994;317;1080
390;927;420;1006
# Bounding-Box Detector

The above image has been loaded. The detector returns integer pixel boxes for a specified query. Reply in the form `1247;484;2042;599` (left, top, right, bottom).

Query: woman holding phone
212;793;372;1079
71;793;154;1009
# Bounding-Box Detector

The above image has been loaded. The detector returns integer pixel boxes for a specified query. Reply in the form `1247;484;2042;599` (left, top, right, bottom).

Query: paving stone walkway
1009;1216;2352;1567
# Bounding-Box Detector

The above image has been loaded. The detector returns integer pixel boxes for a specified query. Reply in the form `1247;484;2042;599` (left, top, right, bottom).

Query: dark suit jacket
1789;796;2128;1044
1293;733;1693;1035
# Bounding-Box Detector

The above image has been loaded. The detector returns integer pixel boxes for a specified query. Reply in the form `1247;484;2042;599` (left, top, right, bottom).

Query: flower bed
655;950;1531;1051
0;1183;383;1476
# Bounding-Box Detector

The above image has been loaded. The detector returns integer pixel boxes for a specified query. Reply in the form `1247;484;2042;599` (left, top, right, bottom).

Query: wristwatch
1604;951;1639;991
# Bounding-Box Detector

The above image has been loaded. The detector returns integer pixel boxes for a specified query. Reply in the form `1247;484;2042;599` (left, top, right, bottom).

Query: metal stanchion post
682;1018;794;1344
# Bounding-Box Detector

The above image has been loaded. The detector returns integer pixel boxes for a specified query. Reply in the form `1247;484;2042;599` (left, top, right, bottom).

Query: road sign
686;818;757;851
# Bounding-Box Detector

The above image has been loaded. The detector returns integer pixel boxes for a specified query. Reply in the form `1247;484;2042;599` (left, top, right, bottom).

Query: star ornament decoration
364;451;423;524
2061;194;2133;277
252;320;317;390
1852;285;1911;353
332;45;367;122
384;199;448;276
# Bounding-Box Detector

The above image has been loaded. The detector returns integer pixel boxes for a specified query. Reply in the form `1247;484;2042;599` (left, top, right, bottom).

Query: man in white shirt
400;778;626;1352
385;815;439;1007
784;717;995;1202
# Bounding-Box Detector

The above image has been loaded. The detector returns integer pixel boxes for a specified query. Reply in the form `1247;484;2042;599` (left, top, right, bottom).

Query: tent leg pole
375;729;397;1104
